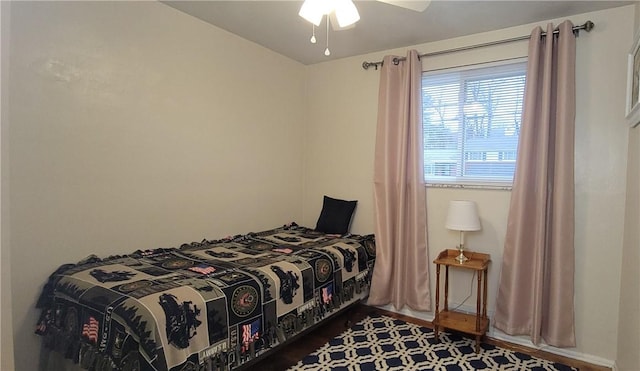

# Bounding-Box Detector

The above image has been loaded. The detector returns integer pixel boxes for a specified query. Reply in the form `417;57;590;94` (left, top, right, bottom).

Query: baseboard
375;303;616;370
487;329;616;369
375;303;435;322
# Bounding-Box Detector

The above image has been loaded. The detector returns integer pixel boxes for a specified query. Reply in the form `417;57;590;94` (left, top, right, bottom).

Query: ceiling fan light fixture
299;0;360;57
299;0;360;28
298;0;328;26
334;0;360;27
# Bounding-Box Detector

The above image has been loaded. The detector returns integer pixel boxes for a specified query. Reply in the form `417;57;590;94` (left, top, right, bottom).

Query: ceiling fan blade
377;0;431;12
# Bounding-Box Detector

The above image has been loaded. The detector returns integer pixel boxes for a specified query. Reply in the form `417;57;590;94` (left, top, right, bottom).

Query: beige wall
303;5;634;366
616;4;640;371
0;1;15;370
2;1;637;370
618;116;640;371
4;2;305;370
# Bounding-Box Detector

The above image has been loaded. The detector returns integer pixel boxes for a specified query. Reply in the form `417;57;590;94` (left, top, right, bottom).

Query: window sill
426;182;512;191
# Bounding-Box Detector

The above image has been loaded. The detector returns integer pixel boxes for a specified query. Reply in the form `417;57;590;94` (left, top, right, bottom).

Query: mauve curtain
368;50;430;311
494;21;576;347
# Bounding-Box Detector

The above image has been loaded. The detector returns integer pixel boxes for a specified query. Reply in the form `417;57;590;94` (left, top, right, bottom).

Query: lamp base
455;249;469;264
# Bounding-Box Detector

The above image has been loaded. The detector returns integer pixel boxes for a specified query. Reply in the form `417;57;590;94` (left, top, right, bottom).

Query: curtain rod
361;20;594;70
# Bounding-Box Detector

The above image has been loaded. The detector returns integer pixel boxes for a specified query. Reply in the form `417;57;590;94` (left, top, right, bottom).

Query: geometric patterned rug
288;314;578;371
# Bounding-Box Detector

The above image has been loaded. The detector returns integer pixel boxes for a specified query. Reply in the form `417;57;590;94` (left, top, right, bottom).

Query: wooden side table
433;249;490;353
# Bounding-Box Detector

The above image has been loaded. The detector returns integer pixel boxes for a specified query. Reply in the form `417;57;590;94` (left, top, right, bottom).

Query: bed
35;222;375;371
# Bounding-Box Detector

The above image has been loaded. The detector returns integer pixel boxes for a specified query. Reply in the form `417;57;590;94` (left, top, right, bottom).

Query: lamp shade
298;0;329;26
299;0;360;27
445;200;481;231
333;0;360;27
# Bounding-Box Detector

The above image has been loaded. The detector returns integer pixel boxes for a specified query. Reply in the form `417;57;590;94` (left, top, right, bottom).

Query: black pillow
315;196;357;235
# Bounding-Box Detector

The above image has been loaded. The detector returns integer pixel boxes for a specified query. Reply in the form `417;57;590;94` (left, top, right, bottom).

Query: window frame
421;58;528;190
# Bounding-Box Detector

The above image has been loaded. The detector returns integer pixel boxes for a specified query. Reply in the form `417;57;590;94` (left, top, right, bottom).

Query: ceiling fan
299;0;431;56
300;0;431;30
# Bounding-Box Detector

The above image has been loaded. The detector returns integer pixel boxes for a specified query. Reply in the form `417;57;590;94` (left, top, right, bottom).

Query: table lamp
445;200;481;264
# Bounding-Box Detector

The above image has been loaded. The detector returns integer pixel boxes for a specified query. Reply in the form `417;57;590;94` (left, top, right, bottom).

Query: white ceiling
162;1;634;65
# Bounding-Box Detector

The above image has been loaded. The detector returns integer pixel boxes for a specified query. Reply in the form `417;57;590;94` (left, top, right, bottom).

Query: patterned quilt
35;223;376;371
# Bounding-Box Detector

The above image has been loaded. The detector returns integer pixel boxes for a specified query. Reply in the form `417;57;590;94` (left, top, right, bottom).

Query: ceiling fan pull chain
310;24;317;44
324;17;331;56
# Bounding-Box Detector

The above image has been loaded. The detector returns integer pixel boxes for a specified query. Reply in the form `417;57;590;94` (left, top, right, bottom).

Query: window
422;60;526;187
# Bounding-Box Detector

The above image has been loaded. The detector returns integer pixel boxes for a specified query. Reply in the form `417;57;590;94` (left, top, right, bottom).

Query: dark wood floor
242;303;610;371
